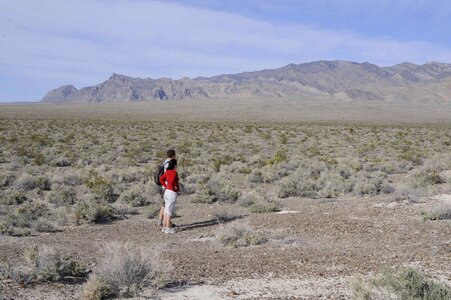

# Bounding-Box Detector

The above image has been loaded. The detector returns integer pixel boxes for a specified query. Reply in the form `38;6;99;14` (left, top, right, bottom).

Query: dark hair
167;159;177;170
166;149;176;158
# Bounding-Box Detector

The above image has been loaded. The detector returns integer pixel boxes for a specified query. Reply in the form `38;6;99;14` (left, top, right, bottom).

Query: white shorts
163;189;177;216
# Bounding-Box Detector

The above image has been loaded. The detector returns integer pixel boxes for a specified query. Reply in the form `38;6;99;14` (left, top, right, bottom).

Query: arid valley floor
0;99;450;299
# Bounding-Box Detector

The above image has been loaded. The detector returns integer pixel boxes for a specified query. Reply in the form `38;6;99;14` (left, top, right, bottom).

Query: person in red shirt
158;149;176;226
159;159;179;234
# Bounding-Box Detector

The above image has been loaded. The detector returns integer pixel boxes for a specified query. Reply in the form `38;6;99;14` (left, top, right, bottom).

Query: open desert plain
0;99;450;300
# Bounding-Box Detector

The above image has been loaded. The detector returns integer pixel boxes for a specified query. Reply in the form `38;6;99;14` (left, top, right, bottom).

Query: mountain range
41;60;451;104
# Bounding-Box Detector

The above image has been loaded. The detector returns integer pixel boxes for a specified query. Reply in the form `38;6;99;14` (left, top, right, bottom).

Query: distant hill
41;60;451;104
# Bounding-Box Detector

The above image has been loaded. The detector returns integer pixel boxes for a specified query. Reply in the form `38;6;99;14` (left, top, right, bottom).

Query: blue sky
0;0;450;102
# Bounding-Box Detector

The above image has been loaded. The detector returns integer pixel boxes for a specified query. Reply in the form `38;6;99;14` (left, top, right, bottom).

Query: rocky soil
1;194;449;299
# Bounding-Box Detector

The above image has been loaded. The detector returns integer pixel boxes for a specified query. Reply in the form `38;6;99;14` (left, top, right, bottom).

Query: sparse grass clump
0;203;49;236
85;173;115;202
74;201;115;224
190;190;215;204
46;187;78;206
351;267;451;300
0;191;27;205
422;201;451;220
82;242;169;298
81;276;111;300
0;246;85;286
205;177;240;203
218;224;267;248
250;201;280;213
119;187;147;207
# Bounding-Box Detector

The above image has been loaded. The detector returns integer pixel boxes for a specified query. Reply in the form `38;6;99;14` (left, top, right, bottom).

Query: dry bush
84;242;170;298
422;201;451;220
351;172;393;196
0;203;49;236
74;201;115;224
250;200;280;213
0;173;15;188
15;173;36;191
218;224;267;248
46;187;78;206
85;173;115;202
351;267;451;300
119;186;147;207
422;152;451;173
81;276;111;300
392;185;423;203
238;191;261;207
0;246;85;286
0;191;27;205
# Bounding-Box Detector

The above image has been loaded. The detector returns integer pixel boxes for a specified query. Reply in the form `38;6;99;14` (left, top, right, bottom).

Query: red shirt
160;170;179;192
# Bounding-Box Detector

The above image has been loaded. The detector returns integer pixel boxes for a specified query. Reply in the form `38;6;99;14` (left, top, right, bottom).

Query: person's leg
158;187;165;225
164;191;177;233
164;213;171;228
158;206;164;225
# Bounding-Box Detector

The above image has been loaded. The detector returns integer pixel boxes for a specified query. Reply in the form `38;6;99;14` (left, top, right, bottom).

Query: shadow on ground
177;215;244;232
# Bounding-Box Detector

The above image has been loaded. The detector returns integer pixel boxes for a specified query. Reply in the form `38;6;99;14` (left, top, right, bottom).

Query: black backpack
154;161;167;186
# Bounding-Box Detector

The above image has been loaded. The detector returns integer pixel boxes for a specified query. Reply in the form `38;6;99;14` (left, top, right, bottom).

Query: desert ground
0;99;450;299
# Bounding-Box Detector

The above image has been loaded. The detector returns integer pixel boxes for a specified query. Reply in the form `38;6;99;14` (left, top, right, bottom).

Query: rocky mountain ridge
41;60;451;104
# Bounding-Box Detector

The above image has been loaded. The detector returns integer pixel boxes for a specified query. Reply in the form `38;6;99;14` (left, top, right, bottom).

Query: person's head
166;149;176;159
167;159;177;170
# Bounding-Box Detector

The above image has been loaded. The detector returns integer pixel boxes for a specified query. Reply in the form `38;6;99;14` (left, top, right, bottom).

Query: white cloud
0;0;450;100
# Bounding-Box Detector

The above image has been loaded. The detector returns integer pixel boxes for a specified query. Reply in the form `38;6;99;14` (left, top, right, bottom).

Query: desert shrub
0;246;85;286
53;156;71;167
119;188;147;207
85;242;170;298
404;170;445;190
46;187;78;206
26;246;85;282
34;176;51;191
0;262;34;287
422;201;451;220
248;170;264;183
204;177;240;203
250;201;280;213
0;191;27;205
277;177;317;198
0;203;48;235
218;224;267;248
212;155;233;172
81;276;111;300
422;152;451;173
51;172;84;186
398;150;422;165
351;172;393;196
117;169;147;184
74;201;115;224
267;149;286;165
85;174;115;202
316;170;353;198
0;173;15;188
32;218;57;232
392;185;422;203
239;166;252;174
238;191;260;207
15;174;36;190
352;267;451;300
145;204;161;219
180;183;196;194
190;190;215;204
213;210;236;223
